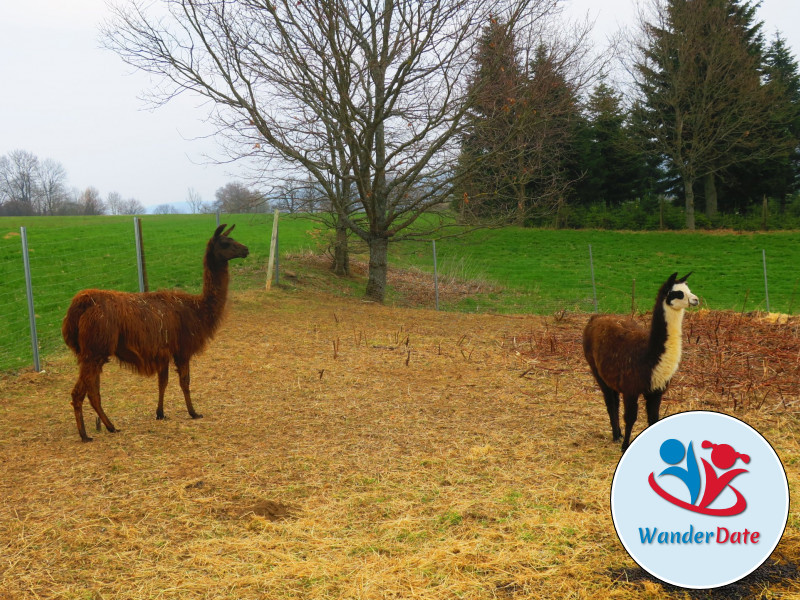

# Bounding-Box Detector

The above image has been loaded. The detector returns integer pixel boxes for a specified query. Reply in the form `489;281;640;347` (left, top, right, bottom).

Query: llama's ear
677;271;693;283
222;224;236;237
214;224;226;238
667;272;678;286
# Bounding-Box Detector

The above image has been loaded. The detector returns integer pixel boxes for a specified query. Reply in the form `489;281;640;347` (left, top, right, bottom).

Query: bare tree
36;158;69;215
271;183;304;214
186;187;205;214
1;151;70;215
79;187;107;215
274;175;357;275
103;0;559;302
152;203;180;214
0;150;39;215
122;197;147;214
107;191;147;215
214;182;265;213
106;191;125;215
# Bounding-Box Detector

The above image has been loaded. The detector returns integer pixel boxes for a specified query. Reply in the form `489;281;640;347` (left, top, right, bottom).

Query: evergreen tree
520;44;583;225
457;32;583;225
632;0;781;228
456;19;524;221
720;34;800;213
572;82;654;207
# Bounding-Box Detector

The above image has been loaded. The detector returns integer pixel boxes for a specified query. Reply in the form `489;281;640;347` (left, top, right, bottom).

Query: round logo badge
610;411;790;589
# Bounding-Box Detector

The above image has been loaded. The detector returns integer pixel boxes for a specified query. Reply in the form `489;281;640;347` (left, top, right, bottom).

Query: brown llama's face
212;224;249;262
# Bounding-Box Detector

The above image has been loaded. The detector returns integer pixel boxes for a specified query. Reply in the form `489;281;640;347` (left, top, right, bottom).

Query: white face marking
666;281;699;310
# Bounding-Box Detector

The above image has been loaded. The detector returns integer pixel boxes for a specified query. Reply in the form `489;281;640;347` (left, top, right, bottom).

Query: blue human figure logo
658;438;701;505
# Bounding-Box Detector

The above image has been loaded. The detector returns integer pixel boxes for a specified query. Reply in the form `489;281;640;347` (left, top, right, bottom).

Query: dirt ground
1;283;799;600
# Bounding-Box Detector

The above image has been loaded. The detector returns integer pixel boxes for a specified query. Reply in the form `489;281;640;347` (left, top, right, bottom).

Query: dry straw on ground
1;268;799;599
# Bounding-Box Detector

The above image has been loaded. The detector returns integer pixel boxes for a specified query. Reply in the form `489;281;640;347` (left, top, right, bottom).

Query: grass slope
394;227;800;315
2;214;799;371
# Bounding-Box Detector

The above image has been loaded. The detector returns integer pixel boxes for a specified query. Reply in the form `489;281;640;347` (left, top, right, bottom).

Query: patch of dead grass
0;289;798;599
283;252;498;308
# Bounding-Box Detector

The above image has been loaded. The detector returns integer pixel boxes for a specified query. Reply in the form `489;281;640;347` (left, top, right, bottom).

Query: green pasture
394;227;800;315
1;213;799;372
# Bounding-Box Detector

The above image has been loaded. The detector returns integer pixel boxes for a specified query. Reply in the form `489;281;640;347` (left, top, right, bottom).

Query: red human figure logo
697;441;750;514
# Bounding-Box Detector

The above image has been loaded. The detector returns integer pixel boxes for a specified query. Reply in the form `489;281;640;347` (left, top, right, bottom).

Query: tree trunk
365;236;388;302
704;172;718;219
684;178;696;230
515;181;526;226
332;218;350;276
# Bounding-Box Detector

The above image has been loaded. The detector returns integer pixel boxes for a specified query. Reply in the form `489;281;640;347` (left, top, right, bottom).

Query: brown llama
62;224;249;441
582;272;698;452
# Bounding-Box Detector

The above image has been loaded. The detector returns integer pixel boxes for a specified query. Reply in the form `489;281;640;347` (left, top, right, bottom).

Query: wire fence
1;214;797;373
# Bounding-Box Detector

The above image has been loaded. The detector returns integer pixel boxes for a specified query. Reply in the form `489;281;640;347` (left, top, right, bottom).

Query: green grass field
2;213;799;371
394;226;800;315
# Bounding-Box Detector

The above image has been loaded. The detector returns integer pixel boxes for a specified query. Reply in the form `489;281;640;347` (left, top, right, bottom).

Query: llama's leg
85;363;117;434
70;369;91;442
621;394;639;452
72;361;114;441
175;359;202;419
590;368;621;442
596;380;621;442
156;365;169;420
605;389;622;442
644;391;663;426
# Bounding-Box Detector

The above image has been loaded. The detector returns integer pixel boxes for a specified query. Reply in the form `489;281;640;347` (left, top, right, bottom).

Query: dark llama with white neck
582;272;699;452
61;224;249;442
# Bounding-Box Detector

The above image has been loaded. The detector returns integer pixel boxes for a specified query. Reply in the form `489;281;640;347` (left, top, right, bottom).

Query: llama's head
662;272;699;311
209;224;249;263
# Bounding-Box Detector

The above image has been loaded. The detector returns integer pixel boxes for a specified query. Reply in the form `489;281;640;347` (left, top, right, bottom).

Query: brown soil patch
287;252;498;308
1;289;798;599
241;499;294;521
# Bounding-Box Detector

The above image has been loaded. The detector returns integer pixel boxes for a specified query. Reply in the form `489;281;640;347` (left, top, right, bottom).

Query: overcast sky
1;0;798;211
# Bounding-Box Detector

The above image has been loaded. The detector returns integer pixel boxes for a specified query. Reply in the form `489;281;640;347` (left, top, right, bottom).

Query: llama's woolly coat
62;288;222;377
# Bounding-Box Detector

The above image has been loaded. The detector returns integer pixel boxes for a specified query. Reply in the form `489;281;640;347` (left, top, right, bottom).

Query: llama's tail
61;291;95;355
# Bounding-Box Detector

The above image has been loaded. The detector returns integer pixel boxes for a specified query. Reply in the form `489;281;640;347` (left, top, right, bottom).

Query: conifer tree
632;0;783;228
721;34;800;213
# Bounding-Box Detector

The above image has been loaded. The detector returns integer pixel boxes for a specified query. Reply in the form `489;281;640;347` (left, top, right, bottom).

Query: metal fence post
589;244;598;312
20;227;41;372
432;240;440;311
134;217;146;293
762;249;770;313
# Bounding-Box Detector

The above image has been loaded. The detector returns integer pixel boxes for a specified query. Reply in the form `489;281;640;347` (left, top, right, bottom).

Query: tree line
0;149;280;217
0;149;147;216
